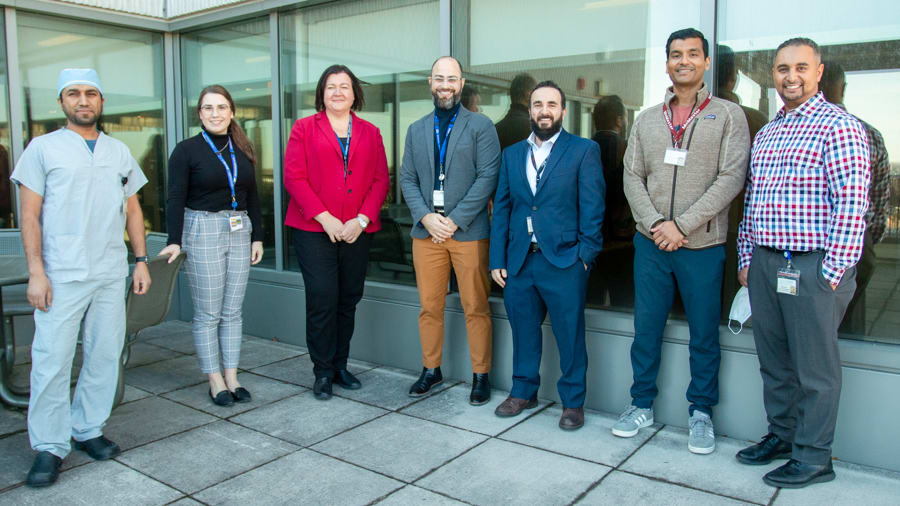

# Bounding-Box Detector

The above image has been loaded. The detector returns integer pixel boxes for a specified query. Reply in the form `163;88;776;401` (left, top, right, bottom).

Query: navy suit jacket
489;129;606;276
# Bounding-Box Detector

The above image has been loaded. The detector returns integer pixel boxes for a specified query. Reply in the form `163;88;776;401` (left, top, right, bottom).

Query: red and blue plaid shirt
737;93;870;286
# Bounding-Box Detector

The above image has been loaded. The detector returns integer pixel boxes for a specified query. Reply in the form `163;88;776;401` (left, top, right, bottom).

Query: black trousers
293;229;372;378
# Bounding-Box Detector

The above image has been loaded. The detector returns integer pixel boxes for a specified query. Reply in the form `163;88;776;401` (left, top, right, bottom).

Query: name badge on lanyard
433;109;460;214
776;251;800;296
662;96;711;166
229;215;244;232
201;131;240;231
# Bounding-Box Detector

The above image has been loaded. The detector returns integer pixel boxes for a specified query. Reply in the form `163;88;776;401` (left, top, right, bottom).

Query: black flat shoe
313;376;333;400
25;451;62;488
469;373;491;405
763;459;836;488
230;387;252;403
736;433;792;465
210;388;234;406
408;367;443;397
73;435;121;460
333;369;362;390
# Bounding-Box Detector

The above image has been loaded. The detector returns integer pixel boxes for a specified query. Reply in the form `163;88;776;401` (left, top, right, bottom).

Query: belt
760;245;820;256
528;242;541;254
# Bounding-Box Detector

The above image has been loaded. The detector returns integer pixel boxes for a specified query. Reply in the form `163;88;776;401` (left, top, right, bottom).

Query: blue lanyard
434;109;459;189
784;251;793;268
201;131;238;210
529;142;555;186
334;116;352;179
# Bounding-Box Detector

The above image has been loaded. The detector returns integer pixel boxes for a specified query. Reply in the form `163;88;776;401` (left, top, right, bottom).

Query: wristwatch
134;256;150;265
357;216;369;230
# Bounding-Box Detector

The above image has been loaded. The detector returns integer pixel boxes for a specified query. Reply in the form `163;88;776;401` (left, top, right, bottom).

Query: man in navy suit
489;81;605;430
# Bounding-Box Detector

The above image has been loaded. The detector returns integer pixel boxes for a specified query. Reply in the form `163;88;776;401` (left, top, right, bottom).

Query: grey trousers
748;246;855;464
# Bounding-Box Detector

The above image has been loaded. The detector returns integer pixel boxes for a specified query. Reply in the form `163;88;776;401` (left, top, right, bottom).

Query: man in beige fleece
613;28;750;455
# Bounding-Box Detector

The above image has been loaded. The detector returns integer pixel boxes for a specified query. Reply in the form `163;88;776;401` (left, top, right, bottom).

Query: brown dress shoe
494;396;538;417
559;407;584;430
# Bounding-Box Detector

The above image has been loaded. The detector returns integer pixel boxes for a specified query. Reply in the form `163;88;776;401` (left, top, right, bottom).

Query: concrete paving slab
500;405;661;467
0;406;25;437
0;459;182;505
121;385;153;404
376;485;467;505
124;355;206;394
139;320;192;340
313;413;486;482
416;438;611;505
161;372;306;417
168;499;204;506
117;420;298;494
0;431;96;490
124;342;183;369
104;396;217;451
194;449;402;505
249;355;371;388
143;327;196;355
400;384;550;436
234;337;305;370
620;427;778;504
230;391;387;446
337;366;454;410
773;460;900;506
579;470;751;505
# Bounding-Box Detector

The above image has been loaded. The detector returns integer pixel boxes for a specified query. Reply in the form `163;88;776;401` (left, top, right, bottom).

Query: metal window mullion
269;10;284;271
5;7;22;225
439;0;450;55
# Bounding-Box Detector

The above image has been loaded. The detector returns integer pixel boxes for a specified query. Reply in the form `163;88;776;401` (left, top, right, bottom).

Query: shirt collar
776;92;826;119
526;129;561;149
434;102;461;119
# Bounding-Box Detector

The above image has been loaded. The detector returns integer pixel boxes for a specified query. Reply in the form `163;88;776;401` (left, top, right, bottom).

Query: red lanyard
662;96;711;148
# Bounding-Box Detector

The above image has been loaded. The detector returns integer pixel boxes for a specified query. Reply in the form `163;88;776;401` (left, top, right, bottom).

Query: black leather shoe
408;367;443;397
736;433;792;465
73;435;121;460
210;388;234;406
313;376;333;400
230;387;252;403
763;459;835;488
25;451;62;488
333;369;362;390
469;373;491;405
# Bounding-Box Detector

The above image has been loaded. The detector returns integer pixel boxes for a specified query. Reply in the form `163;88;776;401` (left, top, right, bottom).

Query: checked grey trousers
182;209;251;373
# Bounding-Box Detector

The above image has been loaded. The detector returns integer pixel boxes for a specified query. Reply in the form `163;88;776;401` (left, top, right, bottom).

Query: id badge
664;147;688;166
229;215;244;232
776;267;800;296
526;216;534;234
433;190;445;209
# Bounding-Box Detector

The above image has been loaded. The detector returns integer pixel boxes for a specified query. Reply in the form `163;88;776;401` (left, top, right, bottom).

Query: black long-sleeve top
166;131;264;245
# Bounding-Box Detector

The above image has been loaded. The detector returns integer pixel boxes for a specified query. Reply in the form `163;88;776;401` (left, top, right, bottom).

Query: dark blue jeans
630;234;724;416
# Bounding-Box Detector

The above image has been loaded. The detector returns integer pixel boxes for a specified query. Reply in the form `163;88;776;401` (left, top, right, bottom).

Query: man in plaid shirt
735;38;870;489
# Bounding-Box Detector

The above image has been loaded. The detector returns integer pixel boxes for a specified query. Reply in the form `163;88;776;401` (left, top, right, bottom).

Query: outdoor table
0;255;30;408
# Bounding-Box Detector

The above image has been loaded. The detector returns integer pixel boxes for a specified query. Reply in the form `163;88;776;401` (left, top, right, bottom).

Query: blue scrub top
11;128;148;283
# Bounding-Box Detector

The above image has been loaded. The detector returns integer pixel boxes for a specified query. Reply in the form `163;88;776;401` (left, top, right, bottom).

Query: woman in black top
160;85;263;406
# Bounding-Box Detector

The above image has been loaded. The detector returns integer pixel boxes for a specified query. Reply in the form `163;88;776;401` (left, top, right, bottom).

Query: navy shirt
433;102;461;191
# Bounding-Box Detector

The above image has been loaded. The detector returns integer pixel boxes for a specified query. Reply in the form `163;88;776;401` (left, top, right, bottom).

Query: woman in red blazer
284;64;389;400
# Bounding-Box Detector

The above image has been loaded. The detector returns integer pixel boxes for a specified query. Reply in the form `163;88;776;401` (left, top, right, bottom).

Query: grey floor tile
337;366;453;410
139;320;193;340
417;438;611;506
250;355;370;388
230;391;387;446
104;396;217;451
236;337;305;370
0;431;94;490
124;342;183;369
620;427;778;504
579;470;751;505
0;406;26;437
0;459;181;505
118;420;299;494
124;355;206;394
400;384;549;436
500;406;661;467
162;372;306;417
121;385;153;404
773;461;900;506
376;485;466;505
194;449;402;505
142;327;196;355
168;499;204;506
313;413;486;482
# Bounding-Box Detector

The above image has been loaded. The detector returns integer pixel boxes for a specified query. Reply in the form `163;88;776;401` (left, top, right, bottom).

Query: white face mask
728;286;752;334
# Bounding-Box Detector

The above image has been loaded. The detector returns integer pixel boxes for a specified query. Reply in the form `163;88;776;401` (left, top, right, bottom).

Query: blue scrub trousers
28;278;126;458
630;234;724;416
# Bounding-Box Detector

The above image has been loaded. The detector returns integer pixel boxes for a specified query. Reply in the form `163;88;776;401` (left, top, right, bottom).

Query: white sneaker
688;411;716;454
612;405;654;437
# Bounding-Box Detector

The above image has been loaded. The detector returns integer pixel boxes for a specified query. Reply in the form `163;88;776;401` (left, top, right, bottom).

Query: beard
432;89;461;110
530;115;563;141
61;102;101;128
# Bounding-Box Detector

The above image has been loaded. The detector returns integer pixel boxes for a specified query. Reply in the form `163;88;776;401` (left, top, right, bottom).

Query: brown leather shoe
494;396;538;417
559;407;584;430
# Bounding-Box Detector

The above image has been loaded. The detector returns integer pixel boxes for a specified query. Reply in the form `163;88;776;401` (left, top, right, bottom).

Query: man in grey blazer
399;56;501;405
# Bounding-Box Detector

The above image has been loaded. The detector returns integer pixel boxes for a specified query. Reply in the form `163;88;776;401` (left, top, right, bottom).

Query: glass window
0;10;13;229
16;12;166;233
717;0;900;344
181;17;275;267
280;0;440;284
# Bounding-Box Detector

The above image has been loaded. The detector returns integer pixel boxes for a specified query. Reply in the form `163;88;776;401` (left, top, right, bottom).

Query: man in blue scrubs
11;68;151;487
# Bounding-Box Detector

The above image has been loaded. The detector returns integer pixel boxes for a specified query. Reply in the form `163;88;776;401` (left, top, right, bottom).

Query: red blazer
283;111;389;233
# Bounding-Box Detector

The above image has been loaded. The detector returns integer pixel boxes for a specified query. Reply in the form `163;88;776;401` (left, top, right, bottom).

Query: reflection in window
16;12;166;233
0;11;12;229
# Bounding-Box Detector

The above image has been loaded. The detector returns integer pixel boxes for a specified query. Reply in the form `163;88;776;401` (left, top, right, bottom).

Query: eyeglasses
200;104;230;114
429;75;461;85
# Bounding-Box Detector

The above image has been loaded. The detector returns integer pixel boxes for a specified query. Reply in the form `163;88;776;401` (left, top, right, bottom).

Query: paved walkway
1;321;898;505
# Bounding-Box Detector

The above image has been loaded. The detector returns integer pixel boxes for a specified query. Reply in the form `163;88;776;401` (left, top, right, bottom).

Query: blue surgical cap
57;68;103;96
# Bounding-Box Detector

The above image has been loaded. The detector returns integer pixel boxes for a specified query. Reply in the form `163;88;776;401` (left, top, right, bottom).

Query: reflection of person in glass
736;38;870;488
495;73;536;151
0;144;11;227
820;62;892;335
716;45;768;139
618;29;750;455
399;56;500;405
12;68;151;487
160;85;264;407
283;65;389;400
461;84;482;113
490;81;605;431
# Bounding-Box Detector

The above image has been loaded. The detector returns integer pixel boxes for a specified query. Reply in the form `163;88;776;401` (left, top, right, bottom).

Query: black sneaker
763;459;836;488
408;367;443;397
73;435;121;460
736;433;792;465
333;369;362;390
25;451;62;488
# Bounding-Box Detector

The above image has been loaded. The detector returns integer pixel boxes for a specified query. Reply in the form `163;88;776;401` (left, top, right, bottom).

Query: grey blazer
399;106;501;241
